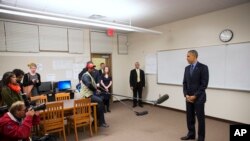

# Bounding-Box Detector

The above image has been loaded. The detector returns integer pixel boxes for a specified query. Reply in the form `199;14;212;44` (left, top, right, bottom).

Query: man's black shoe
139;105;143;107
180;136;195;140
133;105;137;108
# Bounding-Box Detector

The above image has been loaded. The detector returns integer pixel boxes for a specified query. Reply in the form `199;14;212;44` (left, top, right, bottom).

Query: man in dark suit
181;50;209;141
130;62;145;107
99;63;105;76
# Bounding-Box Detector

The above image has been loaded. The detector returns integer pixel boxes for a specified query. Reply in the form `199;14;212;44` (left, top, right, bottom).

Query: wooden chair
30;95;48;135
40;101;66;141
30;95;48;104
67;98;93;141
55;93;70;101
55;93;71;124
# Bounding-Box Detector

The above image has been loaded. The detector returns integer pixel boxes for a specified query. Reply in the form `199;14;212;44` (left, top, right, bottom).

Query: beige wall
126;3;250;123
0;28;91;88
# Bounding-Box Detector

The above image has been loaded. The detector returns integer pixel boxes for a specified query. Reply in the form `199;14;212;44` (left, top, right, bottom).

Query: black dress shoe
197;137;204;141
133;105;137;108
139;104;143;107
107;109;111;112
180;136;195;140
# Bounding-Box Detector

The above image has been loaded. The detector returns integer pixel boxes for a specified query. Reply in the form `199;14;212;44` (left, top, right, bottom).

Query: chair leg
89;123;93;136
67;120;70;135
63;127;67;141
74;126;78;141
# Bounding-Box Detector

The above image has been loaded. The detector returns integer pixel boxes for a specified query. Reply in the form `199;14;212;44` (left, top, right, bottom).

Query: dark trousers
90;95;106;125
186;102;205;141
133;82;143;106
100;92;111;111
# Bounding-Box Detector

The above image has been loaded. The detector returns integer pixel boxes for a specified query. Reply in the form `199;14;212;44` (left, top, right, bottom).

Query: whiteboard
157;42;250;91
0;55;90;88
225;43;250;90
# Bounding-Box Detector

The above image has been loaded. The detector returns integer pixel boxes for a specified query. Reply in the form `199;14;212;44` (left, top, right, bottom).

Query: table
43;99;98;133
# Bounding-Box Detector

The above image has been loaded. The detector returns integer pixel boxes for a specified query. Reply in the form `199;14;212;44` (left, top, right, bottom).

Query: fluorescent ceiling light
0;4;161;34
0;9;135;31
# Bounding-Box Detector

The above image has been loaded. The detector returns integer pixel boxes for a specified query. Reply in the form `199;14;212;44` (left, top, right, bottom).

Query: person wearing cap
78;61;93;82
78;61;100;83
81;63;109;128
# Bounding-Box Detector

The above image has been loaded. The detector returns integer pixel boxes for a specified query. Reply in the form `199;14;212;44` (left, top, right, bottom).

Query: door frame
91;53;112;93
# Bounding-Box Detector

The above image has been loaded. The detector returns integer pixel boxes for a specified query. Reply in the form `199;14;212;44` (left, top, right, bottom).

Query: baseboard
153;104;242;124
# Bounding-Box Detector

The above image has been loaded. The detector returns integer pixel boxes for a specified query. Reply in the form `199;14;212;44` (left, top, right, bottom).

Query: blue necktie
190;64;194;75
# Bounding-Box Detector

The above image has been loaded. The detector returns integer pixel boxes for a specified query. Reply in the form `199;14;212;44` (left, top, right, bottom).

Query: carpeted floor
57;101;232;141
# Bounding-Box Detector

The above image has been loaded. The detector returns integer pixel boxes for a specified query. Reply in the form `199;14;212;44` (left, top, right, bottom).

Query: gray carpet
57;101;231;141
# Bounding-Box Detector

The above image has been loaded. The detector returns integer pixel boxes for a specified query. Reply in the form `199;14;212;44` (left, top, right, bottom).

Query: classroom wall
0;19;129;101
127;3;250;123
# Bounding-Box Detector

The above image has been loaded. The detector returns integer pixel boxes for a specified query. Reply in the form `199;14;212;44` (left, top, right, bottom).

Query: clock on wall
219;29;233;42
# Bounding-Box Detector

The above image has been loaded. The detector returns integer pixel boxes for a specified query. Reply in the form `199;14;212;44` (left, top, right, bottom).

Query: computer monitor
38;81;52;93
57;80;71;91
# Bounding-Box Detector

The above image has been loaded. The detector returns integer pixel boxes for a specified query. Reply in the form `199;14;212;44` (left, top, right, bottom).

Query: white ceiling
0;0;249;29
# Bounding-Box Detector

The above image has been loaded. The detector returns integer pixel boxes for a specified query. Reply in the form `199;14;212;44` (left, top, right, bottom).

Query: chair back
73;98;92;124
69;98;92;140
31;95;48;104
55;93;70;101
41;101;66;141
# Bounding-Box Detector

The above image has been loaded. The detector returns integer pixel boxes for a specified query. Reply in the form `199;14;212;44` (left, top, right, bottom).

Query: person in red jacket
0;101;40;141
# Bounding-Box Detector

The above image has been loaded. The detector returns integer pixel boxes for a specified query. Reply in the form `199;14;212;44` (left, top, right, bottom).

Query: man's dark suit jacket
130;69;145;87
99;69;103;76
183;62;209;104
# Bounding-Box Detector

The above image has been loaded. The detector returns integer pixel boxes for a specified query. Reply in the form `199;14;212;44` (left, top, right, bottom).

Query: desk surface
47;99;97;110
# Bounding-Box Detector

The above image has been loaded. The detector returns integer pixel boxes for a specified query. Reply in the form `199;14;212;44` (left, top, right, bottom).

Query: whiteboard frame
156;41;250;92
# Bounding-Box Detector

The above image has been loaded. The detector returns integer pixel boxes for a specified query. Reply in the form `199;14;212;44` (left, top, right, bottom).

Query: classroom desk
42;99;98;134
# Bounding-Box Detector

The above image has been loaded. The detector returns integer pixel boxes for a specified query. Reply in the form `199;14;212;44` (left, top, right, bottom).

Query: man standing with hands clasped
181;50;209;141
130;62;145;108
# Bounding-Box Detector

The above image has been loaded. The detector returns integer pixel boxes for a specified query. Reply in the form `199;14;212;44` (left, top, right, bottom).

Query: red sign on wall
107;28;115;37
